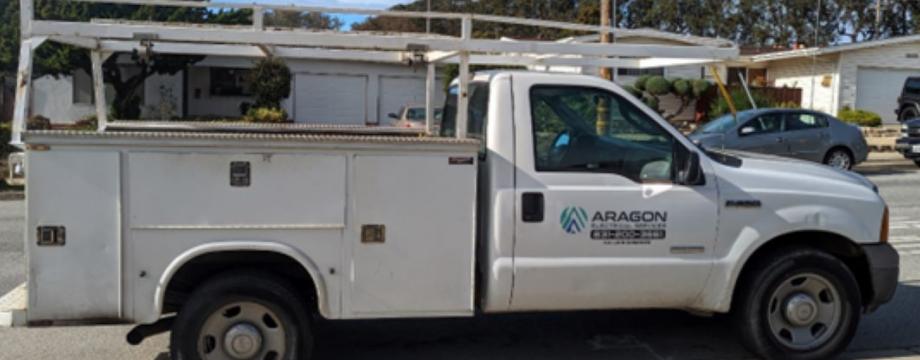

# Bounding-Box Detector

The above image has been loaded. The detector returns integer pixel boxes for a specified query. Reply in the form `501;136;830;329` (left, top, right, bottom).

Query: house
31;55;446;126
724;35;920;124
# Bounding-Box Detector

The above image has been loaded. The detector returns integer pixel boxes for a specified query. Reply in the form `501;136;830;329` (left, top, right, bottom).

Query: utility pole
597;0;612;135
875;0;882;37
600;0;613;81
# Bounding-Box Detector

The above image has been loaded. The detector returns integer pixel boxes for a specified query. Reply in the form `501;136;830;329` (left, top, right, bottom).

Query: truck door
510;80;719;311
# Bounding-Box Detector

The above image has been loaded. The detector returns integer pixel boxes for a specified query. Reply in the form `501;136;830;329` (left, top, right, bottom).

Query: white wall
183;56;445;124
766;55;839;115
142;71;184;120
31;74;95;124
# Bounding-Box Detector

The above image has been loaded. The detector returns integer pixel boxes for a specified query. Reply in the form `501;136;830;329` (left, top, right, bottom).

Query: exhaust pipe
126;316;175;346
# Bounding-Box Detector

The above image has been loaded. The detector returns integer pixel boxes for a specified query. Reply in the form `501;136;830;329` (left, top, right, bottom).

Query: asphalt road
1;159;920;359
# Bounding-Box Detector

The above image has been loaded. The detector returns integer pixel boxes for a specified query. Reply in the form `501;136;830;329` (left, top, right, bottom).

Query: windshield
406;108;426;121
696;113;740;134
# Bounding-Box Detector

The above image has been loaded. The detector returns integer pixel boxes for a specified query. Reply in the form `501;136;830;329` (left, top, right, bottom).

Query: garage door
856;67;919;124
378;76;444;125
294;73;367;125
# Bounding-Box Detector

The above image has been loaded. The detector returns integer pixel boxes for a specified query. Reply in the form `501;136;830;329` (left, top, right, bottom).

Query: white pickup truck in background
8;71;898;360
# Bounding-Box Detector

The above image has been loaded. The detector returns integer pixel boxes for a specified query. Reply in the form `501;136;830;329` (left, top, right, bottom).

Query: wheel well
734;231;873;309
163;251;318;316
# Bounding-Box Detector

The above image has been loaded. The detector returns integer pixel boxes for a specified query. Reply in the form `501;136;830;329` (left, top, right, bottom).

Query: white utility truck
2;1;898;360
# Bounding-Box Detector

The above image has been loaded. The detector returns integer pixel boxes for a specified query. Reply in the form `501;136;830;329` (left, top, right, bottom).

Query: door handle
522;192;544;223
776;137;784;143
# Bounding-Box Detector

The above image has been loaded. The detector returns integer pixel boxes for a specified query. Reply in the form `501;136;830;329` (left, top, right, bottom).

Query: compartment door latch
36;226;66;247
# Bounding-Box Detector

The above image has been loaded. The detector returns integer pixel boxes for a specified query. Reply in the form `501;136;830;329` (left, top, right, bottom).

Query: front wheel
170;271;313;360
914;159;920;168
733;248;861;360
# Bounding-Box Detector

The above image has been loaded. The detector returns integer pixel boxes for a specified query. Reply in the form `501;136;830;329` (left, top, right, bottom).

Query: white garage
294;73;369;125
856;67;916;124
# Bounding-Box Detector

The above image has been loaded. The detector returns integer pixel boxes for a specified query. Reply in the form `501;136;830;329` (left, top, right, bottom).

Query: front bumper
862;243;899;312
895;138;920;159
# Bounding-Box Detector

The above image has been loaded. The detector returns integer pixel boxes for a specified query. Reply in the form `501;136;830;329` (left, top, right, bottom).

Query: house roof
750;33;920;62
570;28;735;48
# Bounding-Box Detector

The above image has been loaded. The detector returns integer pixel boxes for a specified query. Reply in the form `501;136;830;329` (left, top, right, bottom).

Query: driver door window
740;113;784;135
530;86;676;183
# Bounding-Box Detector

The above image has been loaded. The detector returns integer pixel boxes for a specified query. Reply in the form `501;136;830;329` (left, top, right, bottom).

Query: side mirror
739;126;756;135
678;151;705;186
388;113;399;119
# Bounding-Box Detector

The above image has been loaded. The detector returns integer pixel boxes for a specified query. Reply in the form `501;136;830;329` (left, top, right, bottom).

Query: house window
73;69;94;104
210;68;252;97
617;68;664;77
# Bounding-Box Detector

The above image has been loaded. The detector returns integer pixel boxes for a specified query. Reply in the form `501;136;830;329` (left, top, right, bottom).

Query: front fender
694;203;878;313
147;241;329;324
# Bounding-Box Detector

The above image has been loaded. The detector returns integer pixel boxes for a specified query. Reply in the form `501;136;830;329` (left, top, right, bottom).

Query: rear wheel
824;148;853;170
170;271;313;360
733;248;861;360
914;159;920;168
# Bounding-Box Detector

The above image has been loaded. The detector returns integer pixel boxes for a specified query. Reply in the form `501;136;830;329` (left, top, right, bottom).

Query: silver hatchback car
689;109;869;170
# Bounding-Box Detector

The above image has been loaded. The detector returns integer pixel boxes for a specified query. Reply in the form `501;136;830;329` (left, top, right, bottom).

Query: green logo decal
560;206;588;234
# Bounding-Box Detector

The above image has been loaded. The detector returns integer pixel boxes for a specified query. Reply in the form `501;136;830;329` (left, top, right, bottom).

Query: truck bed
22;130;480;324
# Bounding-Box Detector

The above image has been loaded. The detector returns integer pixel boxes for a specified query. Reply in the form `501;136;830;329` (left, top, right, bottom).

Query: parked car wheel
823;148;853;170
733;247;861;360
900;107;919;122
914;159;920;168
170;271;313;360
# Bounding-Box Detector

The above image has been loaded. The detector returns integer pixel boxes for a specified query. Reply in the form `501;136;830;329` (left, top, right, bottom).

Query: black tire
733;247;861;360
823;148;854;170
170;271;313;360
900;107;918;122
914;159;920;168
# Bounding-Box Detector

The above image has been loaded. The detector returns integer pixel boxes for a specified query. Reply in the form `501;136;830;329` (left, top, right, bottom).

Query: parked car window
406;108;426;121
785;113;827;131
740;113;783;135
530;86;676;183
906;78;920;96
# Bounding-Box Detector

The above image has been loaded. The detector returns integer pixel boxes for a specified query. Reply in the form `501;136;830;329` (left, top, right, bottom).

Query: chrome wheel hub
784;293;818;326
198;300;287;360
767;273;842;350
224;323;262;359
828;152;851;170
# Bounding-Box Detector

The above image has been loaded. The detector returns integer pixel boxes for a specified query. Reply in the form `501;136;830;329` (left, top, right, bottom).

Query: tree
0;0;250;119
630;75;710;120
264;10;343;30
248;57;291;109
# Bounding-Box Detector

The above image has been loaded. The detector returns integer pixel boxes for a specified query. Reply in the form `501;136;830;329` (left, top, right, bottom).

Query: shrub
622;85;643;98
672;79;690;96
72;115;98;131
691;79;710;97
248;58;292;109
634;75;652;91
27;115;51;130
644;76;671;96
243;107;289;123
838;107;882;127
